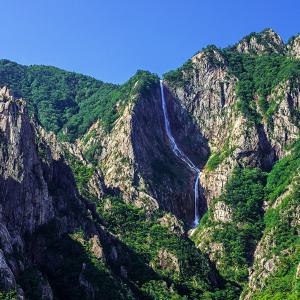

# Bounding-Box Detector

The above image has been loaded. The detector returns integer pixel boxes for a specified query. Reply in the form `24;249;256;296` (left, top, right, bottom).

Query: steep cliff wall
164;29;300;204
78;73;209;225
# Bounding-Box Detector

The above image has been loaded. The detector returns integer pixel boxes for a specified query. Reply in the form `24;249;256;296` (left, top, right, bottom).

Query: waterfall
160;80;201;226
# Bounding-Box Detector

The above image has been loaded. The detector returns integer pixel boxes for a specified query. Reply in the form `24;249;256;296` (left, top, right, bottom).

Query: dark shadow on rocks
164;86;210;168
256;124;277;171
130;83;210;226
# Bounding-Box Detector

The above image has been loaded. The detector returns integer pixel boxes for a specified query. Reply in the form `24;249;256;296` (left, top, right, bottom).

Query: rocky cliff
164;29;300;204
0;86;136;299
77;72;209;225
163;28;299;298
0;85;226;300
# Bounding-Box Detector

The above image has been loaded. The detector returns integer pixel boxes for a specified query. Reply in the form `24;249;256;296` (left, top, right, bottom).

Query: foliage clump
163;60;194;88
64;151;95;199
206;142;236;172
96;196;239;299
265;140;300;203
193;168;267;285
222;50;300;123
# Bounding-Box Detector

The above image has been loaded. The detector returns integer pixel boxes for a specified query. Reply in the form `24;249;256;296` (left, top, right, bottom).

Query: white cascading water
160;80;201;226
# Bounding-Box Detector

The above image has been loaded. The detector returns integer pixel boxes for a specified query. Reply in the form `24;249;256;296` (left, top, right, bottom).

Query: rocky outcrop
235;28;285;55
165;48;237;147
193;226;225;268
164;47;279;204
158;213;184;235
242;230;280;300
130;84;208;223
164;30;299;206
0;87;55;233
151;248;180;274
213;201;232;223
164;48;239;204
242;181;300;299
0;87;62;294
287;34;300;58
264;80;300;158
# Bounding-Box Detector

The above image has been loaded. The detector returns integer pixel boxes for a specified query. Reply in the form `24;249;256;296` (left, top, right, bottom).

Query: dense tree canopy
0;60;158;142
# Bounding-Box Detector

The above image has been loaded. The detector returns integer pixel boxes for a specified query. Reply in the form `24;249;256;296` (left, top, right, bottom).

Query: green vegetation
0;291;16;300
202;45;225;67
264;189;299;253
251;250;300;300
83;142;101;164
265;140;300;203
206;142;236;172
193;168;267;285
206;153;224;172
64;151;95;199
0;60;158;142
96;196;240;299
127;69;159;98
222;50;300;123
221;168;266;223
140;280;184;300
80;129;101;164
0;59;116;141
251;183;300;299
250;142;300;299
163;60;194;88
37;228;132;300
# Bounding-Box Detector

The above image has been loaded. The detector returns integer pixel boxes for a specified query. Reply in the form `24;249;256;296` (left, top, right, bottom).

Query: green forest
0;60;158;142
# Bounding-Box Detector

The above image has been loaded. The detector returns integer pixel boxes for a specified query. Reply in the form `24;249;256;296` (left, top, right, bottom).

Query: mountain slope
0;86;233;299
0;60;119;141
0;29;299;299
163;30;300;204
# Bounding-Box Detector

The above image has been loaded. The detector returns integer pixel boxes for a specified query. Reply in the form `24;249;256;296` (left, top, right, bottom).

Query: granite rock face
78;81;208;224
235;28;285;55
287;34;300;58
164;39;299;205
0;87;64;294
213;201;232;223
0;88;149;298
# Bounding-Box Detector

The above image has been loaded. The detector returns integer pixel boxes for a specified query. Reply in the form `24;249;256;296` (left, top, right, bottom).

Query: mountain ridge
0;28;299;299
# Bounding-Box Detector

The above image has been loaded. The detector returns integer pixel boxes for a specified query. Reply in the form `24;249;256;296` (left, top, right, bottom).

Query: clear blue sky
1;0;299;83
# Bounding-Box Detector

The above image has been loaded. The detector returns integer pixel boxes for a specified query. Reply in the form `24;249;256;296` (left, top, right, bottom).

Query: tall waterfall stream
160;80;201;226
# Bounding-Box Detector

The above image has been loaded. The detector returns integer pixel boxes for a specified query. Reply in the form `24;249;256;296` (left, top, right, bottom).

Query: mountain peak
234;28;285;55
